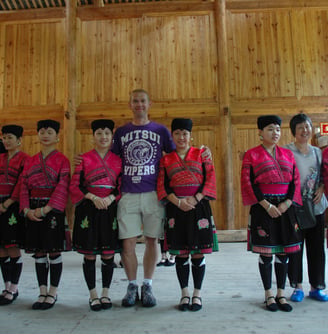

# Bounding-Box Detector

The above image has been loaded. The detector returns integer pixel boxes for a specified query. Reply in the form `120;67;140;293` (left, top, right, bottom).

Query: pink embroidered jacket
157;147;216;201
69;149;122;205
20;150;70;212
241;145;302;206
0;151;29;202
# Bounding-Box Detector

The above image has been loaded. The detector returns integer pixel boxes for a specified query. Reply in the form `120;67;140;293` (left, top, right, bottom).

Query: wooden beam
230;96;328;117
226;0;328;11
76;101;220;121
77;2;214;20
0;8;66;22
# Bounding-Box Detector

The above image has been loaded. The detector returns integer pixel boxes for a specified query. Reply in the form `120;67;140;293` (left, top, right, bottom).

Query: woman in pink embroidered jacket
20;120;71;310
0;125;29;305
241;115;302;312
157;118;217;312
69;119;121;311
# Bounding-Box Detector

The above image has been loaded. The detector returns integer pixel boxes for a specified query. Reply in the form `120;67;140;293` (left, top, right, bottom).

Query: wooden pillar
65;2;78;229
64;0;77;164
214;0;234;229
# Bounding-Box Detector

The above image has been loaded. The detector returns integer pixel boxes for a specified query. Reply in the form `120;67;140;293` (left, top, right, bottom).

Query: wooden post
214;0;234;229
65;0;78;229
65;0;77;164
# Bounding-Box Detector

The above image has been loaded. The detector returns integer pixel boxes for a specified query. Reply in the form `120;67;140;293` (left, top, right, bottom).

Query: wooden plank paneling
227;10;295;98
79;13;217;103
291;9;328;97
3;20;66;107
79;18;143;103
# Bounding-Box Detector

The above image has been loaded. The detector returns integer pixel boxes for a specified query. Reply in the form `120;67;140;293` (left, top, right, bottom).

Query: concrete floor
1;242;328;334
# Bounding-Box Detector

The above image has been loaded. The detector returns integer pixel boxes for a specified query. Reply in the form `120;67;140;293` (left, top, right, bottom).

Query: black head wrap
1;125;23;138
91;119;115;134
37;119;60;133
171;118;193;132
257;115;281;130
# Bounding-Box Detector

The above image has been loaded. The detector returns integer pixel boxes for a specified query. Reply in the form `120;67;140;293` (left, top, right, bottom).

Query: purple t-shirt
111;121;175;193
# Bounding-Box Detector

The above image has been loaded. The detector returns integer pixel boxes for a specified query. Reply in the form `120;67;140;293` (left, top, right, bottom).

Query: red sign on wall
320;123;328;135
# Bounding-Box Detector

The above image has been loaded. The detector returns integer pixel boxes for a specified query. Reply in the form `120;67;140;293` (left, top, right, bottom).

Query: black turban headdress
91;119;115;134
171;118;193;132
1;125;24;138
257;115;281;130
37;119;60;133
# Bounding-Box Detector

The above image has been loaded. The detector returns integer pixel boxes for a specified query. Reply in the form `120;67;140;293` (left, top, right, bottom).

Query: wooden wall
0;0;328;233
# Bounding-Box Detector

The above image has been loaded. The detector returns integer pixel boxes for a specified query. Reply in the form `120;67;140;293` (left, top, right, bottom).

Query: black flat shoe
0;289;8;301
190;296;202;312
265;296;278;312
165;259;175;267
0;290;18;305
157;259;166;267
41;295;57;310
275;296;293;312
100;296;112;310
32;294;47;310
178;296;190;311
89;298;102;311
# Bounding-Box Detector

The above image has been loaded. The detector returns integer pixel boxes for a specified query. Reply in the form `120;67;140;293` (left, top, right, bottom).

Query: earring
17;141;21;146
56;138;60;143
259;135;263;141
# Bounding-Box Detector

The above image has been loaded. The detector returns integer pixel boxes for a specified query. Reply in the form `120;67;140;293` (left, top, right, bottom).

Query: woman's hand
26;209;43;222
260;200;281;218
313;184;324;205
34;207;42;218
186;196;198;207
267;204;282;218
73;153;83;167
102;196;115;209
277;200;291;214
0;199;14;214
0;203;6;214
92;196;108;210
179;198;195;212
200;146;212;160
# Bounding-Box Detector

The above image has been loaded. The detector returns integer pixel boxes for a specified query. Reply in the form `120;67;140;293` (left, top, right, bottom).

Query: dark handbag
295;198;317;229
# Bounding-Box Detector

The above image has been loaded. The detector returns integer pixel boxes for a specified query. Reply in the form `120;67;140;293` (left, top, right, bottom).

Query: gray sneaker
141;283;157;307
122;283;139;307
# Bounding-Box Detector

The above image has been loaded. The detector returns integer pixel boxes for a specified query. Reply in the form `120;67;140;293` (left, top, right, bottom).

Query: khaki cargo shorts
118;191;165;239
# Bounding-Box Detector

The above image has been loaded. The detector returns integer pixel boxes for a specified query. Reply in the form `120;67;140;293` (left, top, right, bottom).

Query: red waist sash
30;188;53;198
258;184;289;195
174;185;199;197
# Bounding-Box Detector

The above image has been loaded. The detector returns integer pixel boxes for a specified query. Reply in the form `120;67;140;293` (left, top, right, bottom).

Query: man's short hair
130;89;150;101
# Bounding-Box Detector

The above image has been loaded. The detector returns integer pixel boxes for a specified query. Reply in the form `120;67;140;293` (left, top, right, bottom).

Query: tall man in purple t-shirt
111;89;175;307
